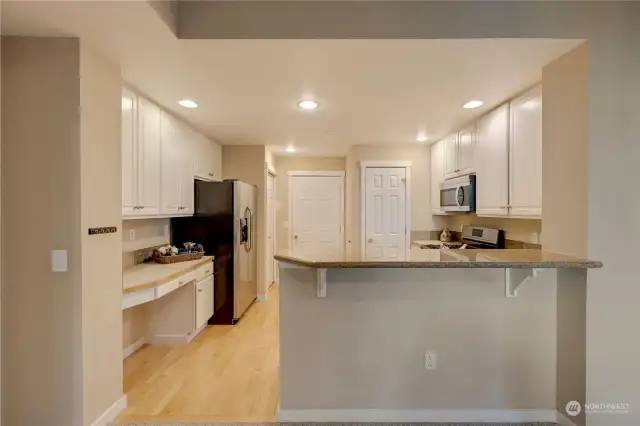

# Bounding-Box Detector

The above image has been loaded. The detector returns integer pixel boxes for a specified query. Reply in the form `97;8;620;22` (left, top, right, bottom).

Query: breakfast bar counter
276;248;602;422
275;248;602;270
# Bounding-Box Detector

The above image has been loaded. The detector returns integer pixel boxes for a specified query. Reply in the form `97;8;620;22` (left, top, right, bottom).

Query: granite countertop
123;256;215;294
275;249;602;269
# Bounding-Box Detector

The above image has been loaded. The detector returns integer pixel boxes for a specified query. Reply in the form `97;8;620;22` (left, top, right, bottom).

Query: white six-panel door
290;174;344;260
364;167;407;261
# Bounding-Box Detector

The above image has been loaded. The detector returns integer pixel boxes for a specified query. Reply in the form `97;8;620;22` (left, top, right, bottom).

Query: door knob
368;238;373;243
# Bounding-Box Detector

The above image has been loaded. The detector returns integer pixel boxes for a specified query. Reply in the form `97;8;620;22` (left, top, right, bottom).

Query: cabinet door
509;85;542;217
137;97;162;215
211;141;222;181
476;104;510;216
444;133;459;180
430;140;445;214
121;89;138;217
180;127;195;215
195;275;214;327
160;111;181;215
457;123;476;176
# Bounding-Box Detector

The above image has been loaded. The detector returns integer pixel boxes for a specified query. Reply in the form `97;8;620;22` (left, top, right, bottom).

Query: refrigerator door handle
248;207;254;252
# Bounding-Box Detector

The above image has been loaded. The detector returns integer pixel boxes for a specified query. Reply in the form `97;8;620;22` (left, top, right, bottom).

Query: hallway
116;285;279;423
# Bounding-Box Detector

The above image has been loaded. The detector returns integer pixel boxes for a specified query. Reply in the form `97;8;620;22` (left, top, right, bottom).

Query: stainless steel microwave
440;174;476;212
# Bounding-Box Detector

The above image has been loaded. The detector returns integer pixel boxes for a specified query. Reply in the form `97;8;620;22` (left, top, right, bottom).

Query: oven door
441;179;474;212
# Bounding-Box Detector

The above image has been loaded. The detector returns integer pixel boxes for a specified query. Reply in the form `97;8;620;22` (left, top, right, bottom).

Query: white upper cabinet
444;134;459;179
136;97;162;216
476;103;510;217
430;140;446;214
443;125;476;180
211;142;223;181
457;123;476;176
192;131;218;181
122;87;214;219
160;111;182;216
178;124;195;215
121;89;138;217
509;85;542;217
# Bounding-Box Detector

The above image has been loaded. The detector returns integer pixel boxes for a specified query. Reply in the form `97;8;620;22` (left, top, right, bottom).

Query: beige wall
274;156;346;251
2;37;84;425
541;43;589;425
542;43;588;257
79;43;123;425
1;37;123;426
222;146;269;295
346;145;435;259
279;265;558;412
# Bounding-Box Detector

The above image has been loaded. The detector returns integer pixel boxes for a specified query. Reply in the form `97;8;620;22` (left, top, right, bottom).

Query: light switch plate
129;229;136;241
52;250;68;272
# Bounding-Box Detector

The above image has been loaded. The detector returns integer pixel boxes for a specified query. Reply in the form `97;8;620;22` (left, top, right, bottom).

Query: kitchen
1;2;619;422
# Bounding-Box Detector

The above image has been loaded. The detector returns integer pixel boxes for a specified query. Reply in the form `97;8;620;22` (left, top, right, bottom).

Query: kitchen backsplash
431;215;542;245
122;218;171;268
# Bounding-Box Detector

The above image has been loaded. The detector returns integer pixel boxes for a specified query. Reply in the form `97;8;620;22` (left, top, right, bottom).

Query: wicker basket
153;251;205;264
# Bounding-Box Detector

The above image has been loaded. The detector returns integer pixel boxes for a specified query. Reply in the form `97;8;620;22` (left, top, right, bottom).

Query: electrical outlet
425;351;437;370
129;229;136;241
164;224;170;238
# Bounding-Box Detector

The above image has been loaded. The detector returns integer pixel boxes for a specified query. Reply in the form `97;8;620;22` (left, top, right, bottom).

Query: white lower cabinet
195;274;214;327
430;140;445;214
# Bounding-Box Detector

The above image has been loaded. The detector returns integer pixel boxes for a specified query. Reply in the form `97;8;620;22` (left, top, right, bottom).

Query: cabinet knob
294;234;298;239
368;238;373;243
208;173;213;177
179;280;184;285
198;289;203;292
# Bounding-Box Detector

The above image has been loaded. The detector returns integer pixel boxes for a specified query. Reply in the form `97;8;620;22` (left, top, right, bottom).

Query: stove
456;225;505;249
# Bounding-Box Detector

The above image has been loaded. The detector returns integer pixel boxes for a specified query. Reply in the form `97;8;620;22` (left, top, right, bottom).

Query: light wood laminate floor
115;285;279;424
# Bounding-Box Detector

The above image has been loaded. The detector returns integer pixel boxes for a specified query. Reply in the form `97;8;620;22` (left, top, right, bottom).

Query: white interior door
267;172;276;287
290;175;344;260
364;167;407;261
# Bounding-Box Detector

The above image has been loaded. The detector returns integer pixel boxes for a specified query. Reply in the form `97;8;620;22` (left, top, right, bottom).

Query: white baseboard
90;395;127;426
150;324;207;345
149;333;191;344
122;337;146;360
557;410;580;426
277;409;558;423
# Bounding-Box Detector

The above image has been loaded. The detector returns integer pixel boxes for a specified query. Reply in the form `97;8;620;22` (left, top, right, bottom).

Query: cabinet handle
208;173;213;177
198;289;203;292
179;280;184;285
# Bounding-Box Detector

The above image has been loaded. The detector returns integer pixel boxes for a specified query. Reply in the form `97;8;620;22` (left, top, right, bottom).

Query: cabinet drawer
194;261;214;283
123;288;155;310
155;270;197;299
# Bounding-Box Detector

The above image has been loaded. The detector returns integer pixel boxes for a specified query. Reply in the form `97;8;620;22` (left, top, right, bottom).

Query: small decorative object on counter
153;243;205;264
439;228;452;243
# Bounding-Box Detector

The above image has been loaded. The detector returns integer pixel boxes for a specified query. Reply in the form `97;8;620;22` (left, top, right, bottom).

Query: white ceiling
2;1;582;156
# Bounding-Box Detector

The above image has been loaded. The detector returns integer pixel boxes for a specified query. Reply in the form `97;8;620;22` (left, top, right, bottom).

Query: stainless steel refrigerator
172;180;258;324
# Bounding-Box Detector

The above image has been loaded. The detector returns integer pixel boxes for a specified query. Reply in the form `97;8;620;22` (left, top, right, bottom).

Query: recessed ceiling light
286;146;296;153
298;100;318;110
178;99;198;108
463;100;483;109
416;135;428;142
